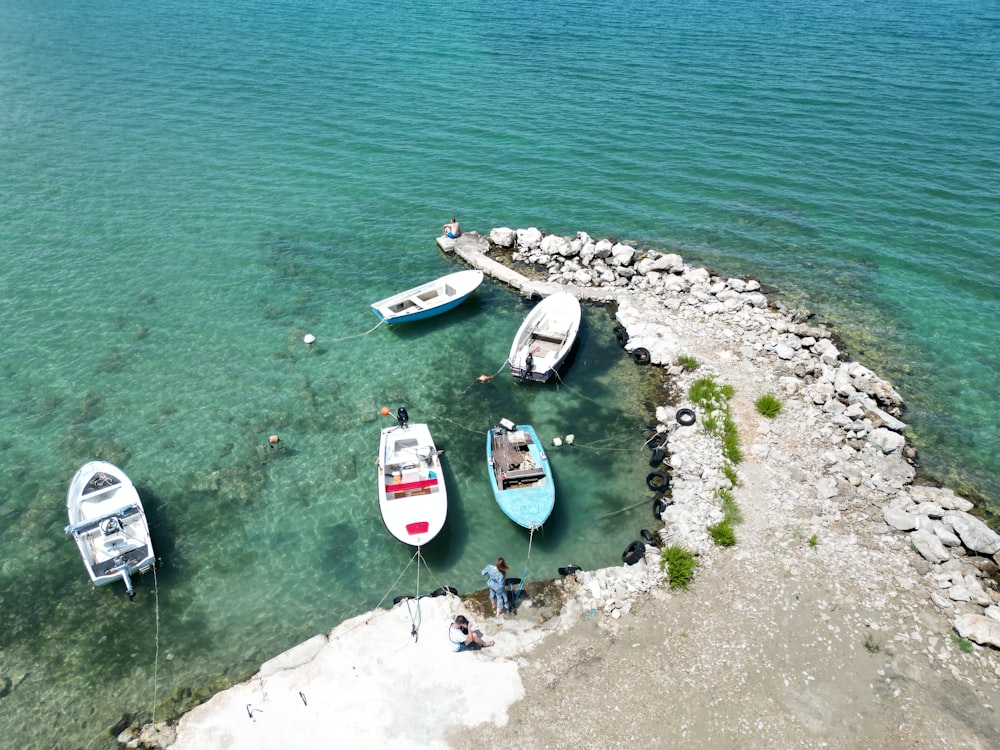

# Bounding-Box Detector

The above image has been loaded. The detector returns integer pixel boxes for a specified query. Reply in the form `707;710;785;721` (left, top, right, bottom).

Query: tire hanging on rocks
646;432;666;452
649;447;667;467
653;496;668;518
646;470;670;492
558;565;582;576
640;528;657;545
676;408;696;426
622;540;645;566
431;586;457;597
613;325;629;348
631;347;651;365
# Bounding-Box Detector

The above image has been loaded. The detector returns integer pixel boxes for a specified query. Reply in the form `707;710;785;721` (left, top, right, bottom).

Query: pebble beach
127;229;1000;749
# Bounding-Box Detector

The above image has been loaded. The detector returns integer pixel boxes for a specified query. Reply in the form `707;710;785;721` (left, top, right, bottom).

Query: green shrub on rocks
688;375;742;465
718;488;742;525
708;520;737;546
660;544;698;589
675;354;700;371
755;392;783;418
952;634;974;653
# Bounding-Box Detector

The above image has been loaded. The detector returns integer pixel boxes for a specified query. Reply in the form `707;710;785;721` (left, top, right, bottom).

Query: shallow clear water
1;0;997;747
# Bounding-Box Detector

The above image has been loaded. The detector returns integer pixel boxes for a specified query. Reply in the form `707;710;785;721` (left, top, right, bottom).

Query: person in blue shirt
481;557;510;617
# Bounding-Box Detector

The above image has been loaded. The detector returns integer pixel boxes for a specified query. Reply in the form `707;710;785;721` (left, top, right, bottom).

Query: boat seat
504;467;546;482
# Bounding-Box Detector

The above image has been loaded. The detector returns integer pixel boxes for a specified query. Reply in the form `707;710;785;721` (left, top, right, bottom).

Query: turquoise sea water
1;1;997;747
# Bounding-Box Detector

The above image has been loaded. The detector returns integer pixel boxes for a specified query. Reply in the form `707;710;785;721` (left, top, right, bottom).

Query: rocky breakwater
487;226;1000;660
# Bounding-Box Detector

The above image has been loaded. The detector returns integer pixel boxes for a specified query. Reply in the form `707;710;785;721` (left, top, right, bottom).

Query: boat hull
65;461;155;595
486;422;554;529
377;423;448;546
508;292;582;382
371;269;484;324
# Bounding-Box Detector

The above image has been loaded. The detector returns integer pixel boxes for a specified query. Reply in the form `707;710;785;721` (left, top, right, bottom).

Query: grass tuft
675;354;700;371
722;463;739;487
718;489;742;525
755;392;783;419
952;634;974;653
660;545;698;589
863;635;881;654
708;520;737;546
808;533;819;549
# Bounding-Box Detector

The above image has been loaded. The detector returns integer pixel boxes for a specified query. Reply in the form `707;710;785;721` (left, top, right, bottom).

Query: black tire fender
431;586;457;597
646;470;670;492
622;540;646;566
613;325;629;348
558;565;582;576
676;408;696;426
392;595;413;605
640;528;657;545
649;447;667;467
631;347;651;365
653;496;668;517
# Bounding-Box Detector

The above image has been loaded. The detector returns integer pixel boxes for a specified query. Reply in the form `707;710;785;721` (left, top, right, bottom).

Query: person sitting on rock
442;217;461;239
449;614;493;652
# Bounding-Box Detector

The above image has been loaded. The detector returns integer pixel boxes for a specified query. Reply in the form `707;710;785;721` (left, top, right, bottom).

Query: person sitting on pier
442;217;461;239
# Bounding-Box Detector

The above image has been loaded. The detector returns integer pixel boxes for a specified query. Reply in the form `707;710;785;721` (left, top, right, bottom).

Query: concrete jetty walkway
437;233;616;304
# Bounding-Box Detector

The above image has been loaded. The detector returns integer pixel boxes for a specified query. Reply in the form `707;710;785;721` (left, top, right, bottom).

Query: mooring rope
323;317;386;343
151;564;160;725
514;526;537;601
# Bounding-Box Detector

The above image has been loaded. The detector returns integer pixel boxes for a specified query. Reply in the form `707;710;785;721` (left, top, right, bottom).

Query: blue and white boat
370;269;483;324
486;419;554;530
65;461;155;600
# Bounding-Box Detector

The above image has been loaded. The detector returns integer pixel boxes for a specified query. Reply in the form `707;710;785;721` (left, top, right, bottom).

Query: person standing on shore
442;217;460;238
482;557;510;617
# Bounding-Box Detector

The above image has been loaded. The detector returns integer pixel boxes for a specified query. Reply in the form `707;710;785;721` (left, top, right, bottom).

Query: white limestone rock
909;528;951;563
489;227;516;248
943;511;1000;555
954;614;1000;649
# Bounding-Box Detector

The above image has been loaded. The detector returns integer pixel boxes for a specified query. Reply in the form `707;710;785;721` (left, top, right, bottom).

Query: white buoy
552;437;563;447
304;333;316;345
565;434;575;445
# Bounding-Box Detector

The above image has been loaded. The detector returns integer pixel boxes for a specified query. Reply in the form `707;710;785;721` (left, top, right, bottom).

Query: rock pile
488;226;1000;653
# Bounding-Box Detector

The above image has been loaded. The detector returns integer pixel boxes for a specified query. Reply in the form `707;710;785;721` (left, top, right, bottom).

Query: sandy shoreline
128;230;1000;749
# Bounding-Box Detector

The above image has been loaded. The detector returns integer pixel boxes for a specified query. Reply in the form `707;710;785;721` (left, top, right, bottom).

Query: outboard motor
396;406;409;428
521;351;533;383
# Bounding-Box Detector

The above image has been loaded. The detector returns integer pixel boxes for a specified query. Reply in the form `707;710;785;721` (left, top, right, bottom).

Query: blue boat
370;269;483;324
486;419;554;529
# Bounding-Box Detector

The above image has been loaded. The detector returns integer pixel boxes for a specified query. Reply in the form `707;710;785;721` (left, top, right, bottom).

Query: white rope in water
323;318;386;342
151;564;160;725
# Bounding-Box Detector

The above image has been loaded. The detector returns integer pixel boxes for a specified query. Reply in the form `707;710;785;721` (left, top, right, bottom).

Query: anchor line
325;318;385;342
151;563;160;725
515;526;537;601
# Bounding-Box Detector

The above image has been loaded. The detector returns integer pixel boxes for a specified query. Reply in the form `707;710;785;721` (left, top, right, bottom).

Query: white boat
508;292;582;382
376;414;447;546
370;269;484;324
64;461;155;600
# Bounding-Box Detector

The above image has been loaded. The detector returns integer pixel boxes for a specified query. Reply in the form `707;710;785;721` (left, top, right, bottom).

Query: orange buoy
380;406;391;416
476;374;492;383
268;435;280;445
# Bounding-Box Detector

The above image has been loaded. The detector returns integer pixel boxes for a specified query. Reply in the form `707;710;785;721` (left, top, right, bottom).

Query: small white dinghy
371;269;484;324
376;409;447;547
65;461;155;600
508;292;582;382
